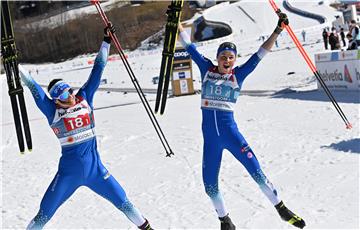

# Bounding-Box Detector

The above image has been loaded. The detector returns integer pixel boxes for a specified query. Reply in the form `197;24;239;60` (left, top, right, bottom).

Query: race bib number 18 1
64;114;90;131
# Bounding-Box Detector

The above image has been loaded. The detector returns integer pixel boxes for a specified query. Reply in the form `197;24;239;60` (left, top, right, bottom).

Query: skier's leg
84;151;150;229
225;128;305;229
224;127;280;205
87;174;149;228
202;139;229;218
27;172;80;229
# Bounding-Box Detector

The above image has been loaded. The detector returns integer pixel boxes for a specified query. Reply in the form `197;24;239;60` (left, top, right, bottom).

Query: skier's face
217;51;236;74
55;88;76;108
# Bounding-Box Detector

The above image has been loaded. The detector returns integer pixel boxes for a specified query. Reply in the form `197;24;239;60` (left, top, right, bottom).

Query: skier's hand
277;11;289;29
104;22;115;36
273;10;288;34
104;22;115;43
178;23;184;32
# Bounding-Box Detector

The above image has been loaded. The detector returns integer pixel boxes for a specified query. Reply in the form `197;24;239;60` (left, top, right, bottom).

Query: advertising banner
174;49;191;61
173;69;191;80
179;79;189;94
315;50;360;91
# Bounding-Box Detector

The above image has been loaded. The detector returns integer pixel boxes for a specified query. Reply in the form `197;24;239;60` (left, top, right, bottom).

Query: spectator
346;33;358;50
322;28;329;50
329;27;340;50
340;27;346;47
349;20;360;46
301;30;306;42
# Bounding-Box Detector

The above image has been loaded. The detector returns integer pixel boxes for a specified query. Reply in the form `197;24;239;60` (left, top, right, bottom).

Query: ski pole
91;0;174;156
268;0;352;129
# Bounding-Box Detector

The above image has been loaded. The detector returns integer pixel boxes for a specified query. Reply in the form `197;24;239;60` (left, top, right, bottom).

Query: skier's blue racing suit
19;42;146;229
179;31;281;217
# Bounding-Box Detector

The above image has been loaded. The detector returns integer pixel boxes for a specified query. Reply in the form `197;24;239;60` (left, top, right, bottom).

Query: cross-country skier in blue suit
178;12;305;230
19;24;153;230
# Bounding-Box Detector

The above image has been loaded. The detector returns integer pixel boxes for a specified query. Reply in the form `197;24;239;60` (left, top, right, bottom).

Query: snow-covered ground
1;1;359;229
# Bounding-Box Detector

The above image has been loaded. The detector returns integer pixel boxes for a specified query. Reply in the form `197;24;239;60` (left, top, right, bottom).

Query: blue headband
217;46;237;57
49;81;71;99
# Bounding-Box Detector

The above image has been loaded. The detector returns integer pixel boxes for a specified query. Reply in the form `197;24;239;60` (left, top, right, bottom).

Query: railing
283;0;327;24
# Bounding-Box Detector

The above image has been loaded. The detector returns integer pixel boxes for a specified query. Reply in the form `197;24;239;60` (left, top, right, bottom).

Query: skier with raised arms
178;12;306;230
19;24;153;230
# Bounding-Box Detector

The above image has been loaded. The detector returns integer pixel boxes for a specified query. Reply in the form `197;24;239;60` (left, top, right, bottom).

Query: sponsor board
172;45;194;96
315;50;360;91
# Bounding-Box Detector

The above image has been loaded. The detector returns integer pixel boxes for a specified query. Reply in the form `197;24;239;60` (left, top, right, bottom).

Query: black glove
277;11;289;27
274;10;289;34
103;22;115;44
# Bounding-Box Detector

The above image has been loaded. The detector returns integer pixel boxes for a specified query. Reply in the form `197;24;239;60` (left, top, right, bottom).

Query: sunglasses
219;42;237;50
54;88;73;101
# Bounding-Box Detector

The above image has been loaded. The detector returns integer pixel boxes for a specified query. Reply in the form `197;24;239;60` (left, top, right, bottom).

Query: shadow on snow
271;89;360;104
321;138;360;154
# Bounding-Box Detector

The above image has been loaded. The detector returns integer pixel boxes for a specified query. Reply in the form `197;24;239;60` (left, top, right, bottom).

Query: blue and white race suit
179;31;281;217
20;42;146;229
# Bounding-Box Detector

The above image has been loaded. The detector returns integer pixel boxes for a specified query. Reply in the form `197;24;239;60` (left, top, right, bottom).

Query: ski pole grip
275;9;282;16
275;9;288;29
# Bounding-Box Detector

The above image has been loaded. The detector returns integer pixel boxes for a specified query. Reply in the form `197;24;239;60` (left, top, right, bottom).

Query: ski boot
138;219;153;230
219;214;236;230
275;201;306;229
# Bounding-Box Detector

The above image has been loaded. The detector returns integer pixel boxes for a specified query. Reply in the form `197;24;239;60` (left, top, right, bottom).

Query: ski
155;0;184;115
1;1;32;153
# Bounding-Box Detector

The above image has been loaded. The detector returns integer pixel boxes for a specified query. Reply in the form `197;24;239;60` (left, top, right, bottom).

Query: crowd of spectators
322;20;359;51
